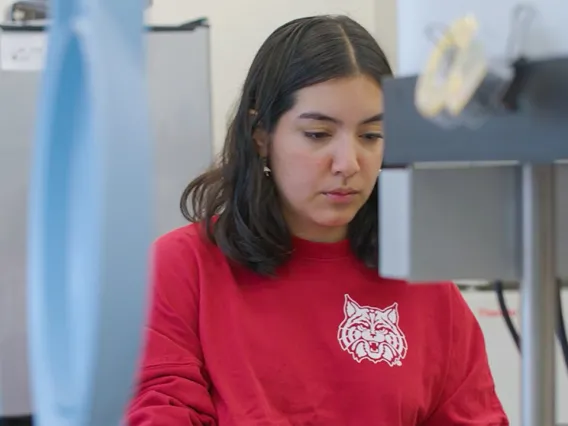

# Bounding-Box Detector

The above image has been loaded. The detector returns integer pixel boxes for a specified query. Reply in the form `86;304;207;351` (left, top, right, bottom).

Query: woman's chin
314;211;357;229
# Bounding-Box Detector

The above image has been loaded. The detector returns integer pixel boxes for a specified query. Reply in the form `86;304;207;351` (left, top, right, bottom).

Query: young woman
127;15;508;426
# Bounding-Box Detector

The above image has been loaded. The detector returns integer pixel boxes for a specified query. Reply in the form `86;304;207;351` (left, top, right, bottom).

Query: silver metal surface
378;166;522;281
520;164;557;426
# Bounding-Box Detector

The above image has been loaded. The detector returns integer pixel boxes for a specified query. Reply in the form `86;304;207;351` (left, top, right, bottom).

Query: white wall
0;0;397;152
146;0;395;152
374;0;397;73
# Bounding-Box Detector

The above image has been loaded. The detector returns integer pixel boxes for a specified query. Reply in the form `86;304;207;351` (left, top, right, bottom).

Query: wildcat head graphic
337;295;408;366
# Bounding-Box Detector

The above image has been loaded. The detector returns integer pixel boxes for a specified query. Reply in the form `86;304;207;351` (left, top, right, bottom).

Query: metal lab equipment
379;4;568;426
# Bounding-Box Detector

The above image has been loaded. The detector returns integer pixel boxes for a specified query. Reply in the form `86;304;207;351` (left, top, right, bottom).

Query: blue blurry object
27;0;152;424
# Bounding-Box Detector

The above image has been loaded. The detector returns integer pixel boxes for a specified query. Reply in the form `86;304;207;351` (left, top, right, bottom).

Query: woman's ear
250;109;268;156
253;128;269;157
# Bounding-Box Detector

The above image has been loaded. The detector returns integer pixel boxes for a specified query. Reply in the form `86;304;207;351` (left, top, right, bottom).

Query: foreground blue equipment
27;0;152;424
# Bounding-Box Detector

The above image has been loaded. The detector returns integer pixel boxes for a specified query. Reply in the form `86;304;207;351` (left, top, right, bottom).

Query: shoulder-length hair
181;15;393;275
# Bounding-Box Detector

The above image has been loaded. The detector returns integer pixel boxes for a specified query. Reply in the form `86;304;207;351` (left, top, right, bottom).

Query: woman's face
262;75;384;242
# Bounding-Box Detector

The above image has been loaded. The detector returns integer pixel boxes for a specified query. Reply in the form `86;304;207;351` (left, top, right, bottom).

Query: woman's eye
362;133;383;141
304;131;330;140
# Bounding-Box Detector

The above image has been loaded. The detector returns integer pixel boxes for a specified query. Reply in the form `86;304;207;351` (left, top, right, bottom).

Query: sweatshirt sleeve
127;231;217;426
423;284;509;426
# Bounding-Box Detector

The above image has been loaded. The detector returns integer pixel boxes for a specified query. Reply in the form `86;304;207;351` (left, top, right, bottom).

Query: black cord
494;280;521;350
556;280;568;372
494;279;568;373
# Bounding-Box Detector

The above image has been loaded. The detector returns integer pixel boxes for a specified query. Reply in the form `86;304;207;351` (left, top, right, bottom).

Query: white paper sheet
0;31;46;71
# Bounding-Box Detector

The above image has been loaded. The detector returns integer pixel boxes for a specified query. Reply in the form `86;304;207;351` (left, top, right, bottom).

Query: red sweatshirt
127;223;508;426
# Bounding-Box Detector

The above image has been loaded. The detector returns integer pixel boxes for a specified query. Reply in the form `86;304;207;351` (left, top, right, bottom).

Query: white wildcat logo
337;294;408;366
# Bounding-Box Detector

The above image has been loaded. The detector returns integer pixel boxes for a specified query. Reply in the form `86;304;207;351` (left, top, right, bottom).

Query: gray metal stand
521;164;557;426
381;57;568;426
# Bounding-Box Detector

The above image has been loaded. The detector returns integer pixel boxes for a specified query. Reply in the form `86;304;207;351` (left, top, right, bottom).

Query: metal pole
520;164;557;426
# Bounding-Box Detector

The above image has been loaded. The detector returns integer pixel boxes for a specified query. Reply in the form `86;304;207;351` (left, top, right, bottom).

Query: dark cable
556;279;568;373
494;279;568;373
494;280;521;350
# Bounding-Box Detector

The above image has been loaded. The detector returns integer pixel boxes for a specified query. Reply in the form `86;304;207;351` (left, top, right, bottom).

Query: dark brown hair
180;15;393;275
